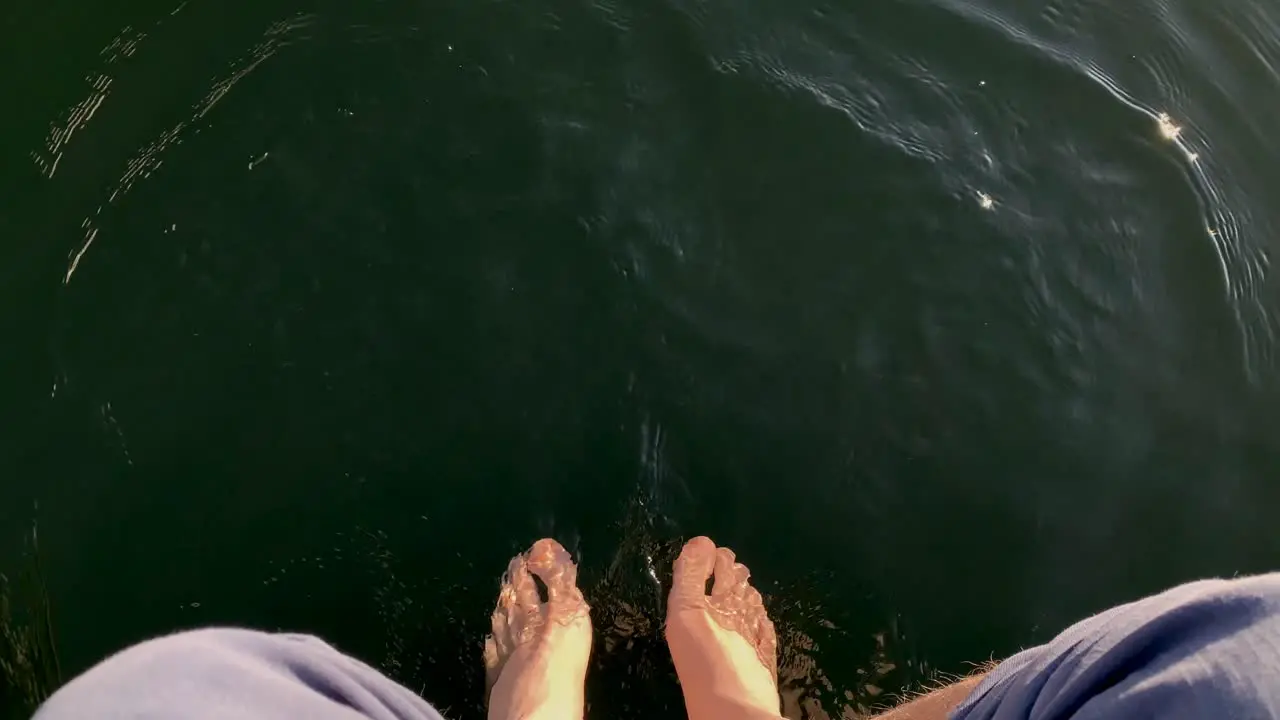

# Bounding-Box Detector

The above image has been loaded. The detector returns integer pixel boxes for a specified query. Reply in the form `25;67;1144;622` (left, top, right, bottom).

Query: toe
483;634;502;681
489;601;512;655
671;536;717;604
500;554;543;643
755;613;778;679
525;538;581;604
527;538;571;570
711;547;748;600
745;586;768;636
508;555;542;610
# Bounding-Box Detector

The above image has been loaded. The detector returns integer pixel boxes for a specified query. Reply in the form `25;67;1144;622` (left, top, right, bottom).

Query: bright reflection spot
976;191;995;210
1157;112;1182;140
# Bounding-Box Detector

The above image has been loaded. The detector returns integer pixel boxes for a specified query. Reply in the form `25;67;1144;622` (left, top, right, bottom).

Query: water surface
3;0;1280;717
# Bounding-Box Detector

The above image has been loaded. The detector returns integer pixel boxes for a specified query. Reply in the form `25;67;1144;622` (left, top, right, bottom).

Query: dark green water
4;0;1280;717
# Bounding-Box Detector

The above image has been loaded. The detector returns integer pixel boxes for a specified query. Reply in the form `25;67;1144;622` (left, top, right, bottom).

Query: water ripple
927;0;1274;380
58;12;317;284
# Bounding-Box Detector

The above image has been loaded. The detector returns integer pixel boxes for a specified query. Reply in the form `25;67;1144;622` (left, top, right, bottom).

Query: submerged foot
665;536;782;720
484;538;592;720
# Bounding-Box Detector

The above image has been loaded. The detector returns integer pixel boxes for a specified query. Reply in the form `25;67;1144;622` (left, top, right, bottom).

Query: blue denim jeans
951;573;1280;719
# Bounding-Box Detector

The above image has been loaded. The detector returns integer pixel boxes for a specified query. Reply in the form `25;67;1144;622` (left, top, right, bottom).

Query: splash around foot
483;538;592;720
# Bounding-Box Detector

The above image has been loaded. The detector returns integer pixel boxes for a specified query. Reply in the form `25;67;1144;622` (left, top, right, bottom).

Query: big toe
671;536;717;605
526;539;578;598
525;538;588;622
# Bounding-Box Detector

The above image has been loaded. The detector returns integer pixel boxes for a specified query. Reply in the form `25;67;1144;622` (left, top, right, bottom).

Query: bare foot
665;536;783;720
484;538;592;720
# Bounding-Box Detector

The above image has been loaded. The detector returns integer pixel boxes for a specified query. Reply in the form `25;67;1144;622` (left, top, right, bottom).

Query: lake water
3;0;1280;717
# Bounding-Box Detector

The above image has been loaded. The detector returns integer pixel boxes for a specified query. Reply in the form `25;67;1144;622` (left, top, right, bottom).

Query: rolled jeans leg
952;573;1280;719
35;628;449;720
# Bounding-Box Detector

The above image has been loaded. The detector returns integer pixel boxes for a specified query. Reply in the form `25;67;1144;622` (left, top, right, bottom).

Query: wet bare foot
484;538;592;720
665;536;783;720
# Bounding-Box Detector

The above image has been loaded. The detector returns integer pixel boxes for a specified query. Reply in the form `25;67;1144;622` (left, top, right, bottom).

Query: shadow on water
0;520;63;719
